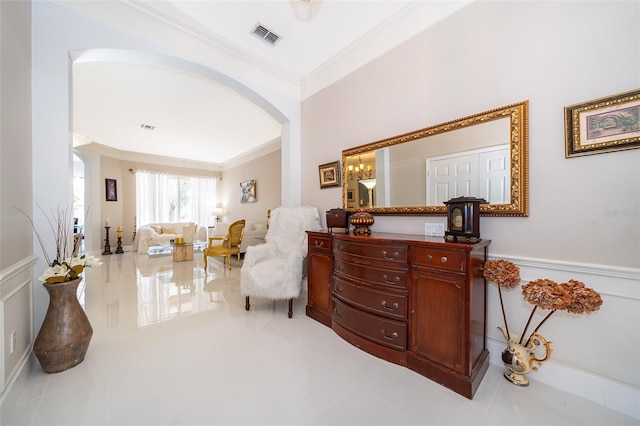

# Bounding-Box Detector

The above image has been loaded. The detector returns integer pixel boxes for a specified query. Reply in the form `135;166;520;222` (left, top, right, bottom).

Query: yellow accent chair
203;219;245;270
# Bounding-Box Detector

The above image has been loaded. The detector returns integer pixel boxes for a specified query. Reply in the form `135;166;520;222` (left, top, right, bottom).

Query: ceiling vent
139;124;156;131
251;23;281;46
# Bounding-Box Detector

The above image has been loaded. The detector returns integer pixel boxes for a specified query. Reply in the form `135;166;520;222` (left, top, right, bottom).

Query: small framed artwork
347;189;354;201
318;161;341;189
240;179;257;203
565;88;640;158
105;178;117;202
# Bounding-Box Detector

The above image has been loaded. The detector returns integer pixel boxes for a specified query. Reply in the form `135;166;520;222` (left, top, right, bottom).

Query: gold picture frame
341;101;529;216
565;89;640;158
319;161;341;189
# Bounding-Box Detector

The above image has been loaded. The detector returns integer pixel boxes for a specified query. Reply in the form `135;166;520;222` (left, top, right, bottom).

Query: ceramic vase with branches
19;205;102;373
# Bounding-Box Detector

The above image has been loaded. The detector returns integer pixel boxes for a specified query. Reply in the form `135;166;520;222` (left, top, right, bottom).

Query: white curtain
191;176;217;227
135;170;216;227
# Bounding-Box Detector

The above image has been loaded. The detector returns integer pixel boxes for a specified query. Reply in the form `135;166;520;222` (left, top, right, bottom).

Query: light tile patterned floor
4;251;636;425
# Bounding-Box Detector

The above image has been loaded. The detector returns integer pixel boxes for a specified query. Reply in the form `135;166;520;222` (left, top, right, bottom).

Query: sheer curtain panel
135;170;216;228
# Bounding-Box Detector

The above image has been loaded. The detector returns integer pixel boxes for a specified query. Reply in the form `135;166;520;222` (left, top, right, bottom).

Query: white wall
219;149;282;224
301;0;640;419
0;0;35;413
1;0;33;270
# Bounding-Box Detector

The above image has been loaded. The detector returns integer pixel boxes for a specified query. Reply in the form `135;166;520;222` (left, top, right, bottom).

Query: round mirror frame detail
342;101;529;217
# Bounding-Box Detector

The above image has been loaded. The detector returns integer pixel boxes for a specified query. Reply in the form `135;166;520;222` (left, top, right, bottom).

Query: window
135;170;217;227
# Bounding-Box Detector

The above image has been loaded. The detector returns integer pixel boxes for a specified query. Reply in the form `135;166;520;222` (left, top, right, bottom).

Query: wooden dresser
306;231;490;399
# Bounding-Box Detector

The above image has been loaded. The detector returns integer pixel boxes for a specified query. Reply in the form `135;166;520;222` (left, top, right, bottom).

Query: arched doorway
70;49;301;251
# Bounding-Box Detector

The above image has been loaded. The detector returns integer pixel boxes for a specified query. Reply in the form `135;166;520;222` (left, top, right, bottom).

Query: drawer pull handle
335;285;343;293
383;274;400;285
314;240;324;248
336;264;344;272
381;329;398;340
333;308;342;318
381;300;398;311
427;255;433;261
441;256;448;263
336;244;344;252
381;251;399;260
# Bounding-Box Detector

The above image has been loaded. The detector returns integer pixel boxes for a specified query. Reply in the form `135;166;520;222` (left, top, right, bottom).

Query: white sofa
134;222;207;253
210;221;267;254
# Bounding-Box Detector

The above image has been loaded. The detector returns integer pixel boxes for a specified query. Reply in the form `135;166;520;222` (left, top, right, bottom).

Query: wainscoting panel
487;253;640;420
0;256;36;395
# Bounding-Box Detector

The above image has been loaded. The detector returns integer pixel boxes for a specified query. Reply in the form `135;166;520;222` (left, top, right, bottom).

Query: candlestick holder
115;233;124;254
103;226;112;255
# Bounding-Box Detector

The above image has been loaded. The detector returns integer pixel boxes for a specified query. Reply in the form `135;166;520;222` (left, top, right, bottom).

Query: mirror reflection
342;101;529;216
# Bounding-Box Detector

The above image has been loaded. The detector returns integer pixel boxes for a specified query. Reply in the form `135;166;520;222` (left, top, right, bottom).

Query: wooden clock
443;196;487;242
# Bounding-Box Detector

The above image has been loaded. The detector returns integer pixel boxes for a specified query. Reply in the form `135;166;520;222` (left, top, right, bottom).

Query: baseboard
0;353;36;424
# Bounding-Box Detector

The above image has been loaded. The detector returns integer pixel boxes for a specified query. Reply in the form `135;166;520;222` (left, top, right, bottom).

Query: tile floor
4;251;637;425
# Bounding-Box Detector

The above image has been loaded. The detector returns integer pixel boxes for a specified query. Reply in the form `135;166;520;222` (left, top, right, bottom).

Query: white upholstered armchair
240;206;322;318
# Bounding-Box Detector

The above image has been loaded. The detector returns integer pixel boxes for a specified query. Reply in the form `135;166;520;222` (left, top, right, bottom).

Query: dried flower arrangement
484;259;603;346
18;205;102;283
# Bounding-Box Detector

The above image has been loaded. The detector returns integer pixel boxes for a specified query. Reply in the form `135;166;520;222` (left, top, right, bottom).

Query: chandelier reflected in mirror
347;155;374;180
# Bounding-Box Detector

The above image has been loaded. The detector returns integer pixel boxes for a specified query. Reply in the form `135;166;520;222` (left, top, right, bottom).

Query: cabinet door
410;270;467;374
308;250;333;314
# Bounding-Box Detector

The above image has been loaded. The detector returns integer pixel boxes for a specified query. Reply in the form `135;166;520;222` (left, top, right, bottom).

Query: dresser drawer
333;275;407;321
332;297;406;351
308;234;331;252
334;239;408;266
412;246;466;274
334;258;407;289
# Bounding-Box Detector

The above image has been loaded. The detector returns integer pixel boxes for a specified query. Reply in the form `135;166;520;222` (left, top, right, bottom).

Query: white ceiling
66;0;471;166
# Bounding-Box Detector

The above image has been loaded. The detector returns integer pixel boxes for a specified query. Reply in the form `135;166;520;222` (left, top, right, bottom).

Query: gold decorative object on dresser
306;231;490;399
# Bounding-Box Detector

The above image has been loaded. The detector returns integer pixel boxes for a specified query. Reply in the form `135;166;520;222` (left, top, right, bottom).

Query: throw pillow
150;225;162;234
162;226;176;235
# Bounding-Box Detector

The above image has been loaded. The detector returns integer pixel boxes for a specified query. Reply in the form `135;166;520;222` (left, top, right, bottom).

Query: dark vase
33;278;93;373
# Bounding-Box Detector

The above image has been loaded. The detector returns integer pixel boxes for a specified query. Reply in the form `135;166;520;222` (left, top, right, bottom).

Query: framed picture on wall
565;88;640;158
318;161;341;189
240;179;257;203
105;178;117;202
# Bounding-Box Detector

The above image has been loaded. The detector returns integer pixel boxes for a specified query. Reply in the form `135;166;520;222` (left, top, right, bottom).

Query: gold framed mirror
342;101;529;216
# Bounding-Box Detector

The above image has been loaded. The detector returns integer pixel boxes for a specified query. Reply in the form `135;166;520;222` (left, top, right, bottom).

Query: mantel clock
444;196;487;242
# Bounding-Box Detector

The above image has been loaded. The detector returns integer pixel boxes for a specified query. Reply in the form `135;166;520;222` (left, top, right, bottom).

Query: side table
172;243;194;262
